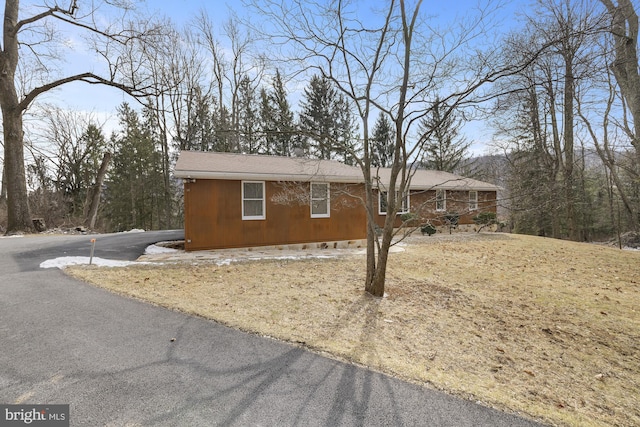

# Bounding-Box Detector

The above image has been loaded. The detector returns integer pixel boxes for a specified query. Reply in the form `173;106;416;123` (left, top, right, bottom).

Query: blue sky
20;0;530;153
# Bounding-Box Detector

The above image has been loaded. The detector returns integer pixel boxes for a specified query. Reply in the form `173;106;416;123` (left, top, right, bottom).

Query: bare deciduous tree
196;10;265;153
491;0;608;240
84;152;111;230
600;0;640;148
1;0;166;234
599;0;640;229
529;0;604;240
248;0;530;296
34;106;108;221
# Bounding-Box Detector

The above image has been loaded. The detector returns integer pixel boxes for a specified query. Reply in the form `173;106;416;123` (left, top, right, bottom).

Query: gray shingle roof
175;151;361;182
372;168;500;191
174;151;500;191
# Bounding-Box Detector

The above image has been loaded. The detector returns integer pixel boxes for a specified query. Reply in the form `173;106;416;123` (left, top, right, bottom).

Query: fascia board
408;185;500;191
174;170;361;183
371;182;500;192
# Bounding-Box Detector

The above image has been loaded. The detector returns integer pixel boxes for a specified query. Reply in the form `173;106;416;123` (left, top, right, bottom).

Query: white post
89;238;96;265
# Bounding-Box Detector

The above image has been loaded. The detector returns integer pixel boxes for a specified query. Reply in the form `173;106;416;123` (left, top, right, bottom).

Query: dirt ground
66;233;640;427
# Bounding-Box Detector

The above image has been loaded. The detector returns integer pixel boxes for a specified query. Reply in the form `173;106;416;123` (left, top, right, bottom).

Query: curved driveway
0;231;544;426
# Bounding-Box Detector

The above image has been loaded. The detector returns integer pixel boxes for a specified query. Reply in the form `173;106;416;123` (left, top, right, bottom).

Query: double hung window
469;190;478;211
436;189;446;211
242;181;265;220
311;183;330;218
379;191;410;215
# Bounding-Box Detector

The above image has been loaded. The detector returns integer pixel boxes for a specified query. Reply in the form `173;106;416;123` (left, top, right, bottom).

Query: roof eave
174;169;500;191
173;170;361;183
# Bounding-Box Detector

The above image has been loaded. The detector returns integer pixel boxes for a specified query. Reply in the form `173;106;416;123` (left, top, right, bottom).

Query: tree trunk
365;223;393;297
603;0;640;144
130;174;137;228
365;225;377;293
1;0;33;234
542;73;564;239
601;0;640;229
593;134;637;228
563;57;578;240
365;160;401;297
0;164;7;208
84;152;111;229
159;102;173;229
363;171;379;294
1;107;33;234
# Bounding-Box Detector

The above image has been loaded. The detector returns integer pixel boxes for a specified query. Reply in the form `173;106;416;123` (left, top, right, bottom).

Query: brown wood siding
184;180;367;251
374;189;497;228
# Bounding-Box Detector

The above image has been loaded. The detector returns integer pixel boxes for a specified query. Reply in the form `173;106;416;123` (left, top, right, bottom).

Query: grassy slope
67;233;640;427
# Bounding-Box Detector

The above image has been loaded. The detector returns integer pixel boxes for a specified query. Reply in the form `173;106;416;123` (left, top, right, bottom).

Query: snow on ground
39;240;376;269
40;256;142;269
144;244;180;255
0;234;24;238
39;252;338;269
40;242;165;269
212;254;338;266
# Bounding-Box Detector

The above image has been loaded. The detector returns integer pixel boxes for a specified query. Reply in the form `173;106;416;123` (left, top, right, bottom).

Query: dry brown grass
66;233;640;427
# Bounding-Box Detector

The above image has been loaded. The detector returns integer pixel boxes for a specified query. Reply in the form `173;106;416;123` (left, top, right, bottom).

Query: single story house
174;151;499;251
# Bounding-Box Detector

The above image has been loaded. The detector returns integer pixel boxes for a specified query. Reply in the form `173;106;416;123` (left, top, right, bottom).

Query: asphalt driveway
0;231;545;426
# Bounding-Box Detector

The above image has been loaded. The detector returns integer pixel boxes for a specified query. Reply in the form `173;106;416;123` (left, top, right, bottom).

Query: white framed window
399;192;410;214
469;190;478;211
379;191;410;215
242;181;265;220
436;189;446;211
310;183;330;218
379;191;388;215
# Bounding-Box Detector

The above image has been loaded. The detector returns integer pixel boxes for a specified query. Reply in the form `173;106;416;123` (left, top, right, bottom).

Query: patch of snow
0;234;24;238
145;244;179;255
120;228;145;233
40;256;141;269
266;255;336;261
212;254;337;266
354;246;405;255
623;246;640;252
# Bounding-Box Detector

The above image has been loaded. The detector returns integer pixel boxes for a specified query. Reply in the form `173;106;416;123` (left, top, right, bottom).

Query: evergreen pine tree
299;75;336;159
214;105;235;152
259;87;276;154
175;85;217;152
371;112;394;167
419;98;471;172
332;93;359;165
141;101;172;228
238;75;260;154
260;70;296;156
299;74;358;161
105;103;164;231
